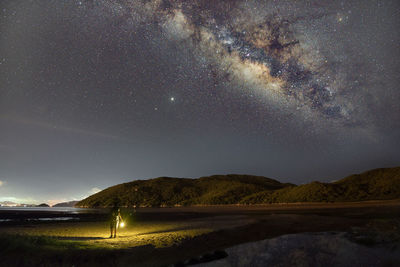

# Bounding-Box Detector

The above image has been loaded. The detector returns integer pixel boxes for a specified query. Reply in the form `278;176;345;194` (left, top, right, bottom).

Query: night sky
1;0;399;205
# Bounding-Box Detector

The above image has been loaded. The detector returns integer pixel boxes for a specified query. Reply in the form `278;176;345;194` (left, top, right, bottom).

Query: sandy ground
0;215;255;249
0;200;399;266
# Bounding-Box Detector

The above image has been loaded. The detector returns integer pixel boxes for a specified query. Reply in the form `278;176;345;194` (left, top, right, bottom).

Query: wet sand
0;200;399;266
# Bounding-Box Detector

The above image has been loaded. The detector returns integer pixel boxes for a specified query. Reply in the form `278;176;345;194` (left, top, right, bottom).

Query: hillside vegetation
52;201;79;207
76;167;400;207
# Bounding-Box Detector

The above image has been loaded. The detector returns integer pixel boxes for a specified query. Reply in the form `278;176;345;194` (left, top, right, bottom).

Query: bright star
170;97;175;102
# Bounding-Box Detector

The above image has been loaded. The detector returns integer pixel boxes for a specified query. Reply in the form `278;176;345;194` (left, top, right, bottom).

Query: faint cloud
47;199;68;207
89;187;101;195
0;196;37;204
0;197;16;202
0;180;5;187
77;187;103;200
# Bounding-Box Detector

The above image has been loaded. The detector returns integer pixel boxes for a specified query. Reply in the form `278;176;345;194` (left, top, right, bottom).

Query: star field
0;0;399;204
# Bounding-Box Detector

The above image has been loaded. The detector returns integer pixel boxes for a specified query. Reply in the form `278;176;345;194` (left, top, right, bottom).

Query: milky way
159;1;344;118
100;0;373;125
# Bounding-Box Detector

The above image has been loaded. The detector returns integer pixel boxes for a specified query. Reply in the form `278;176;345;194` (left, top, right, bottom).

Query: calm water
0;207;88;213
0;207;105;223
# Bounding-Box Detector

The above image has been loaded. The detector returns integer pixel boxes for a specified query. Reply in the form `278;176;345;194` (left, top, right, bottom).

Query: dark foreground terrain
0;200;399;266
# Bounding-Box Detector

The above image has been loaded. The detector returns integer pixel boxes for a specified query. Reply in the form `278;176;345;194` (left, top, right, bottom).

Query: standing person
109;206;123;238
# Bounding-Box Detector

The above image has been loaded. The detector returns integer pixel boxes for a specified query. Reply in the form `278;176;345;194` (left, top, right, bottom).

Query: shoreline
76;198;400;210
0;200;399;266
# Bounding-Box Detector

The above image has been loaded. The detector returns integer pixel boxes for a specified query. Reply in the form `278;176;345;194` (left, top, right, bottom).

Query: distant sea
0;207;86;213
0;207;104;223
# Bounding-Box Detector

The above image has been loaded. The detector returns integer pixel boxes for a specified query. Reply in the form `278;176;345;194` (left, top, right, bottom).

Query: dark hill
52;201;79;207
36;203;50;207
76;167;400;207
77;174;292;207
241;167;400;204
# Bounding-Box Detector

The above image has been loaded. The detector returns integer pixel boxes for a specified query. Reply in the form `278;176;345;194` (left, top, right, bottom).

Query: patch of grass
0;234;120;266
0;234;82;251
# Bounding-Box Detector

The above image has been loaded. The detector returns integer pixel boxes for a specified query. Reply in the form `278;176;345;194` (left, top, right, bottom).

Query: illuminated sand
0;215;255;249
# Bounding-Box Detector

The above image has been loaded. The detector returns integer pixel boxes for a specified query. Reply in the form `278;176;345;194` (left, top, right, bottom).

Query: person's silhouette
109;206;123;238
